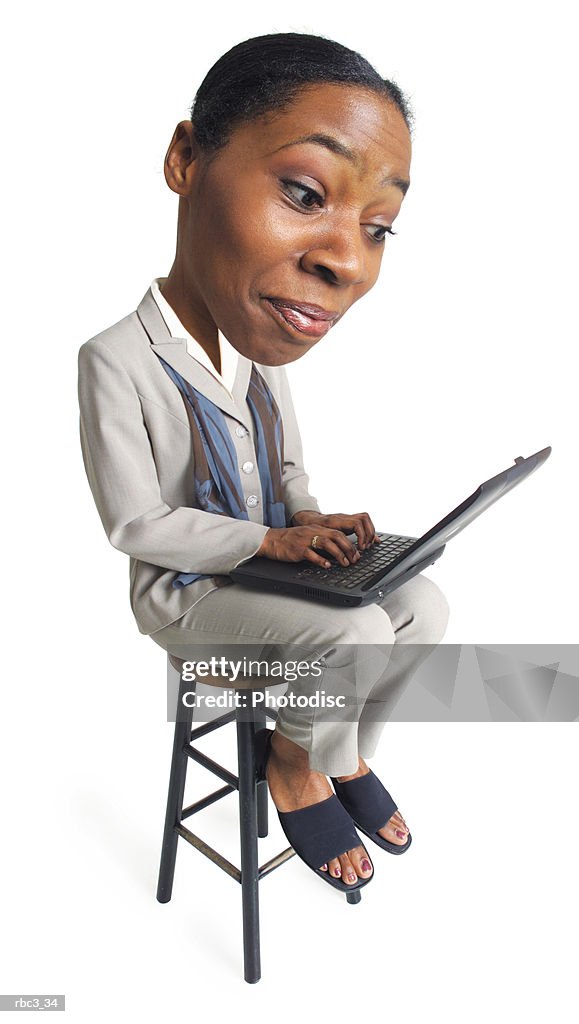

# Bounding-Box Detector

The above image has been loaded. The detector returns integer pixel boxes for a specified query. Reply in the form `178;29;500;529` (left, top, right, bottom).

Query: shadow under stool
157;655;362;984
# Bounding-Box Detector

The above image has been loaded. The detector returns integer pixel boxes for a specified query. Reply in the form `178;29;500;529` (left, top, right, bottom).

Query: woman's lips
263;298;338;339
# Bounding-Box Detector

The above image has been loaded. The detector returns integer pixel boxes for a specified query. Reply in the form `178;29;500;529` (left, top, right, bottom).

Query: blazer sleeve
78;338;270;574
274;367;323;525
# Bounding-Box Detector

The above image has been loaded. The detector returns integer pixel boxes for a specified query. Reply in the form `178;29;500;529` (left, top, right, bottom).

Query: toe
348;845;373;878
339;853;359;886
327;857;342;879
378;812;409;844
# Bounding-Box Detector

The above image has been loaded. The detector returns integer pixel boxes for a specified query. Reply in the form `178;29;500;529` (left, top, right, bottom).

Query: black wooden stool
157;657;362;984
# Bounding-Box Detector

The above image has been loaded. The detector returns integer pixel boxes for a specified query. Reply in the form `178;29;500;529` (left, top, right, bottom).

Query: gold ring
311;535;320;550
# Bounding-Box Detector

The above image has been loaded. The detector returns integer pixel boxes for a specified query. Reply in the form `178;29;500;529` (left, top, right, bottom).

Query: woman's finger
303;548;333;568
349;519;368;550
340;514;370;549
324;530;361;563
302;529;359;566
317;537;358;566
331;513;374;549
319;512;380;551
353;512;379;548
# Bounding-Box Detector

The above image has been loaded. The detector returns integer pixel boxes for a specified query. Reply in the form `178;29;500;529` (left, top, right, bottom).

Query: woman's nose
299;220;369;287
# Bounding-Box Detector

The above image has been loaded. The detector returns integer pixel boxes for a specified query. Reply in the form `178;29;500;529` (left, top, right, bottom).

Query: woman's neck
160;272;221;375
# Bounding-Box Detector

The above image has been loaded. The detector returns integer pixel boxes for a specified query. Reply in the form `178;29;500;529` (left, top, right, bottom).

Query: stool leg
237;714;261;984
157;678;194;904
253;708;269;839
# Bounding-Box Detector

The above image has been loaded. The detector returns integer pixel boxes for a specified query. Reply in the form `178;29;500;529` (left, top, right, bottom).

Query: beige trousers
150;573;450;776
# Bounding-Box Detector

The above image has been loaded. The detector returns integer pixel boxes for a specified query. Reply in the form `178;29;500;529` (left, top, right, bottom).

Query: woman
78;32;449;893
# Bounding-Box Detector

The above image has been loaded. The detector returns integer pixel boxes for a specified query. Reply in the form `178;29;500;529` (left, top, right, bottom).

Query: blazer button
246;495;259;508
235;425;247;437
242;461;254;474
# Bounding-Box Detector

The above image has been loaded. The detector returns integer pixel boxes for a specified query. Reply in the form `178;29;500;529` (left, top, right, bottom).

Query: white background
2;0;577;1019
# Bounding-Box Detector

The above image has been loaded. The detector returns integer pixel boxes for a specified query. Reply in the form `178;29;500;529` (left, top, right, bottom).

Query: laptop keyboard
296;533;417;589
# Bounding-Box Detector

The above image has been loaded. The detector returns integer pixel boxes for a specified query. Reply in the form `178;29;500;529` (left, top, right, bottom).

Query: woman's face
169;83;411;365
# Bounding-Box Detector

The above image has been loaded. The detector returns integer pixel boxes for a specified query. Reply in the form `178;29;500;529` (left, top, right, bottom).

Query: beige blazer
78;286;321;635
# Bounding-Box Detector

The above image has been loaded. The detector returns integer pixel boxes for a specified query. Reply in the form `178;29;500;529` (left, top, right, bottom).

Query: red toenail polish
396;829;406;839
348;873;356;882
361;859;372;872
334;867;341;876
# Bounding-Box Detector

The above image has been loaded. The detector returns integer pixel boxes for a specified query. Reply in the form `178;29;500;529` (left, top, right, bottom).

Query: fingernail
361;859;372;872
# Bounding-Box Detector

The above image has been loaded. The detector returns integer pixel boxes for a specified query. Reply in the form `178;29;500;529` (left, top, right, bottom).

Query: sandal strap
332;771;398;834
278;795;363;869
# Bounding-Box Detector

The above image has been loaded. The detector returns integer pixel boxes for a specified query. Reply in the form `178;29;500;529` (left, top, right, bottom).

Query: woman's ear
163;121;201;195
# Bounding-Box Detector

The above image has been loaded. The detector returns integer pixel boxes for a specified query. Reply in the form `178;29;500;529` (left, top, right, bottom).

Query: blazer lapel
136;286;254;431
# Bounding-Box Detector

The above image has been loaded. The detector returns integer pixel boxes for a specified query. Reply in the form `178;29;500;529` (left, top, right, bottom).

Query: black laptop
230;446;552;607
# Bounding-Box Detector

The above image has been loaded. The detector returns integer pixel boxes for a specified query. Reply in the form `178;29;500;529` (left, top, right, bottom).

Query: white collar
150;277;238;396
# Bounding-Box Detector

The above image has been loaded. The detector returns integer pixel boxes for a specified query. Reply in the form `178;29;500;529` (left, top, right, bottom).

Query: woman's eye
280;182;397;241
281;179;324;209
367;225;397;243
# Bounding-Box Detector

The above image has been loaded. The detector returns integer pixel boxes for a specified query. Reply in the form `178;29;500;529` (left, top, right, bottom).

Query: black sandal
330;770;412;855
254;729;373;898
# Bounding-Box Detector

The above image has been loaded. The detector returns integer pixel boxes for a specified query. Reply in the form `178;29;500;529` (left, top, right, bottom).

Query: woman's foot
266;731;374;885
334;757;410;845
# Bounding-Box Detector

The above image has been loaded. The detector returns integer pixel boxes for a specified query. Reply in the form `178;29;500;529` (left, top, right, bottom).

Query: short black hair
191;32;413;154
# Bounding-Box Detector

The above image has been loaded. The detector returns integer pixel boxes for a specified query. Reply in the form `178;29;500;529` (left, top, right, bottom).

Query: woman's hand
256;524;361;568
291;510;381;551
255;510;380;568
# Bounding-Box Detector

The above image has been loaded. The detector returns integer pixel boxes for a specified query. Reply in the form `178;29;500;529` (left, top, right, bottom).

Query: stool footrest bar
185;744;239;789
190;710;237;740
175;824;241;882
258;847;296;879
181;784;235;819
